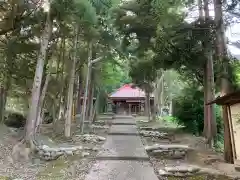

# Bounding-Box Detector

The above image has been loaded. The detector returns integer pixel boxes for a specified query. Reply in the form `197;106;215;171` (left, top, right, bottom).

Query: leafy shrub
172;85;223;140
4;112;26;128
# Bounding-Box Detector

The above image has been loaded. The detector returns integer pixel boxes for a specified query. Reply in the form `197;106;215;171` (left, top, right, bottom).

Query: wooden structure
108;84;154;115
208;90;240;164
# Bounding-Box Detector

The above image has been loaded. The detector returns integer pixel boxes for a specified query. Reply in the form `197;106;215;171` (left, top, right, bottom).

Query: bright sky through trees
185;1;240;56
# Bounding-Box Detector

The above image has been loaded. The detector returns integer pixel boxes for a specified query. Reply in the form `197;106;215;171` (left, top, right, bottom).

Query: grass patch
0;176;11;180
37;153;83;180
159;115;181;127
167;174;233;180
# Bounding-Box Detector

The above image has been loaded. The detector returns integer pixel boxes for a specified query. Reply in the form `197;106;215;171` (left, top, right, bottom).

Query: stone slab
85;160;159;180
96;156;149;161
98;116;114;120
114;115;133;119
108;132;139;136
112;118;136;125
111;122;136;125
109;124;138;134
97;135;148;158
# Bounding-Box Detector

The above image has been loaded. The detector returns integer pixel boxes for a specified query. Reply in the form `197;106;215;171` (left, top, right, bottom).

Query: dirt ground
0;117;111;180
136;116;240;180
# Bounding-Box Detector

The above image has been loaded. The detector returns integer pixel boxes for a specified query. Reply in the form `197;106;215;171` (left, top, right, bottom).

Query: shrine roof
109;84;153;99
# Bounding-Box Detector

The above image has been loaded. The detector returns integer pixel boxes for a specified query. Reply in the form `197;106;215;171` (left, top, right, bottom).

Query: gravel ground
0;127;43;180
0;120;111;180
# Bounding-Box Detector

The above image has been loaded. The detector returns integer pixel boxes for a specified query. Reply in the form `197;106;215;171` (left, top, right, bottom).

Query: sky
185;3;240;58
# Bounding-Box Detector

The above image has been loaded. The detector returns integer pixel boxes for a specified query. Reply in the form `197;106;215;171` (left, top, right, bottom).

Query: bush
172;85;223;140
4;112;26;128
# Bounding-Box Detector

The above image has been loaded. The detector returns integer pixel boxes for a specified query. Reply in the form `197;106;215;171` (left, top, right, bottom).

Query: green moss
37;158;67;179
37;153;83;180
0;176;10;180
167;174;233;180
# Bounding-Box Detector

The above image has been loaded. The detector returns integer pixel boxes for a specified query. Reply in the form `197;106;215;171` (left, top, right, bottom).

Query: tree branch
90;56;103;64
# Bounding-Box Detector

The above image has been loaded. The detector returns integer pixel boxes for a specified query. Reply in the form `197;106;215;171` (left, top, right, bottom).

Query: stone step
85;160;159;180
158;164;201;177
145;144;191;151
114;115;133;119
97;135;148;158
109;124;138;134
145;144;192;159
139;130;169;139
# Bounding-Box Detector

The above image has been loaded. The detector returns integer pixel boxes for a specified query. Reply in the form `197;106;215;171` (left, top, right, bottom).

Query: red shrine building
108;84;154;115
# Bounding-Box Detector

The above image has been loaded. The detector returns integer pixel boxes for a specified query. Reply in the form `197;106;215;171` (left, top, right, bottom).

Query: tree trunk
88;83;94;120
205;49;217;146
145;91;151;121
76;73;83;115
80;42;93;134
52;38;64;123
214;0;234;163
160;75;164;117
55;42;66;125
92;92;100;123
152;81;159;121
203;0;217;147
25;12;52;141
144;96;148;116
0;85;7;123
169;97;173;116
35;73;51;133
86;76;93;120
198;0;208;138
155;72;164;115
203;69;208;137
64;25;79;137
0;52;13;123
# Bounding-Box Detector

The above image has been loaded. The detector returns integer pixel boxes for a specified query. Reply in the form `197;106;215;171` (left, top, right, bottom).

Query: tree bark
25;12;52;141
92;92;100;123
203;0;217;147
153;80;159;121
0;85;7;123
88;82;94;120
80;42;93;134
144;96;148;116
213;0;234;163
64;25;79;137
86;75;93;120
159;75;164;117
205;48;217;146
169;97;173;116
198;0;208;138
35;73;51;133
203;69;208;137
76;73;83;115
55;39;66;125
145;91;151;121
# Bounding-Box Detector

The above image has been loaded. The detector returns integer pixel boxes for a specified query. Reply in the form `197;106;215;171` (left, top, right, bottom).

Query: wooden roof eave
206;90;240;106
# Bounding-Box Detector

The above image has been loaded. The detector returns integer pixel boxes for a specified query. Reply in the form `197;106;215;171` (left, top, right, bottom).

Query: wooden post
128;104;131;115
227;105;236;161
223;105;234;163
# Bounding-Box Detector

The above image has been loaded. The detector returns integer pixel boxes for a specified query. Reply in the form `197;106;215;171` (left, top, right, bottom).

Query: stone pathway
85;115;158;180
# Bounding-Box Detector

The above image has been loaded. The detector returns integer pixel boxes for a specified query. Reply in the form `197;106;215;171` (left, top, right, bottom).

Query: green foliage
173;84;223;139
99;59;131;93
